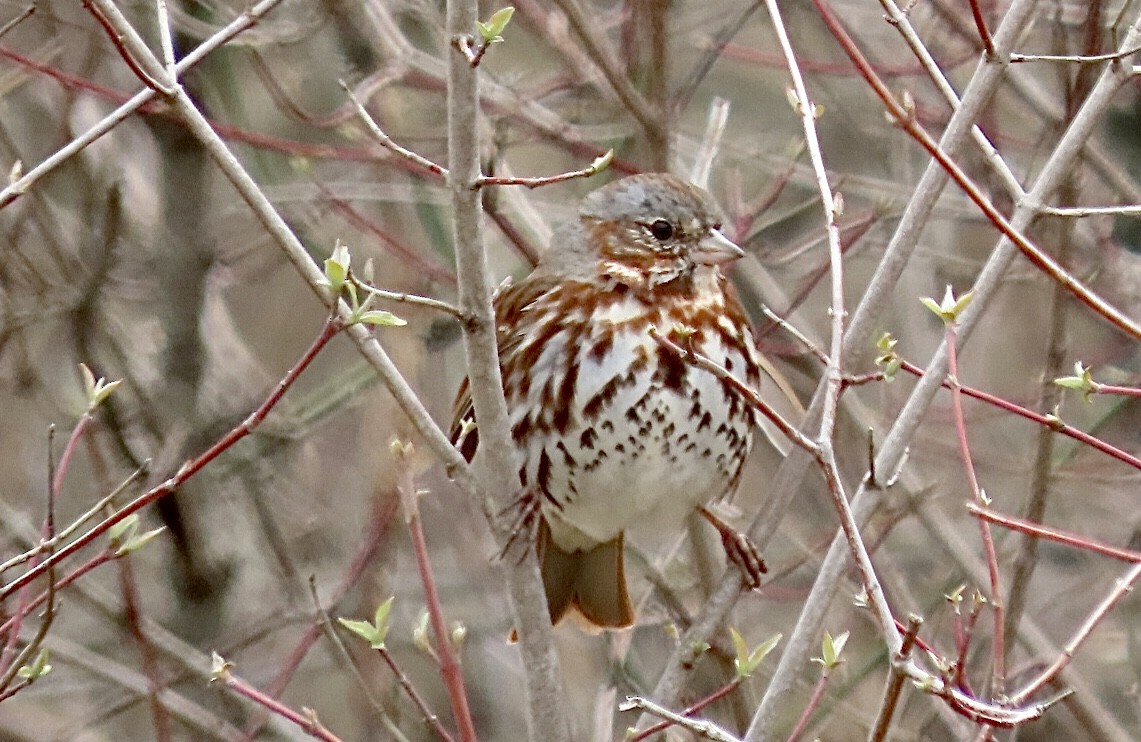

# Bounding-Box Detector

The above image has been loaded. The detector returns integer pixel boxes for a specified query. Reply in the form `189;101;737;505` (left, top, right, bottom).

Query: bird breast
502;277;758;551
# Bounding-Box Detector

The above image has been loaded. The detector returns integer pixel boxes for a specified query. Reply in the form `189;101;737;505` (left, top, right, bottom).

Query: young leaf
814;630;850;670
357;310;407;327
338;617;382;647
117;526;166;556
730;628;782;678
338;597;395;649
920;285;973;324
79;363;122;409
323;241;351;294
209;651;233;681
590;149;615;173
413;610;431;653
478;6;515;42
1053;361;1096;401
107;513;139;544
16;649;51;680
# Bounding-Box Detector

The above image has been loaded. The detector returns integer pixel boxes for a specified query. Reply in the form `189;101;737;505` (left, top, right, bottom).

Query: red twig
1009;561;1141;704
117;556;170;741
953;594;983;695
809;0;1141;341
899;360;1141;471
1089;381;1141;398
967;503;1141;563
0;550;114;639
215;660;343;742
786;671;830;742
394;444;478;742
967;0;996;57
944;323;1005;693
628;678;742;741
376;647;458;742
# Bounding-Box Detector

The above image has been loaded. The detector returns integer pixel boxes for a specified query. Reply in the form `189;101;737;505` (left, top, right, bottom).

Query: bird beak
693;229;745;266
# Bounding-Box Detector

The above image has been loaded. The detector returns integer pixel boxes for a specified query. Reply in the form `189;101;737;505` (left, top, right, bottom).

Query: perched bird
451;173;766;629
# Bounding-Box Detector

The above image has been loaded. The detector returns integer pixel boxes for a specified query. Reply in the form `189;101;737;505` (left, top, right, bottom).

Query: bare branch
445;1;570;739
547;0;668;149
476;149;613;189
620;696;741;742
341;81;450;179
0;4;34;43
967;503;1141;563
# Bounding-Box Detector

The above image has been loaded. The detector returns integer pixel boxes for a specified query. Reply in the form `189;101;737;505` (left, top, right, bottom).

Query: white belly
517;317;753;551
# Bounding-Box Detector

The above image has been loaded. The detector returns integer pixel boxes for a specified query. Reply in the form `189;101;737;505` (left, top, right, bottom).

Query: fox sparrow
451;173;766;629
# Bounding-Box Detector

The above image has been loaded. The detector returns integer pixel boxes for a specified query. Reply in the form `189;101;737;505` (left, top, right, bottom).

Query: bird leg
496;489;543;563
699;506;766;590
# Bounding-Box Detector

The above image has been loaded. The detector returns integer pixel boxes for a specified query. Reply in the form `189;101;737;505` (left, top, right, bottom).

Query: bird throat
598;256;696;298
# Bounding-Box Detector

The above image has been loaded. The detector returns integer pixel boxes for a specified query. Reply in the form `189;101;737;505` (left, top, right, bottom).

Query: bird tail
537;519;635;629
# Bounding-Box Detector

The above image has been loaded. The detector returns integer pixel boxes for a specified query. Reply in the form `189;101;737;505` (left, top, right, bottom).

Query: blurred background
0;0;1139;739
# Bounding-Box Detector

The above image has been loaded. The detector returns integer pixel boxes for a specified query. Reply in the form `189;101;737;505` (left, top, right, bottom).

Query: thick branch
445;2;570;741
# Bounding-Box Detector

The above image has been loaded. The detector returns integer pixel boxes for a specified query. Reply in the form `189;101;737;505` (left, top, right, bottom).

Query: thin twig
966;503;1141;563
1011;45;1141;63
628;679;742;741
1009;561;1141;704
619;696;741;742
154;0;176;76
690;97;731;189
308;579;454;742
83;0;172;93
898;360;1141;471
340;81;449;179
393;443;477;742
1032;202;1141;216
868;615;923;742
352;279;470;322
0;4;33;43
967;0;996;58
212;658;343;742
785;670;830;742
475;151;612;189
944;322;1005;693
953;591;984;694
118;556;170;741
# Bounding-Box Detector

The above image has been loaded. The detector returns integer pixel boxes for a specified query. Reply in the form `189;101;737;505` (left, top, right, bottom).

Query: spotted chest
500;273;761;551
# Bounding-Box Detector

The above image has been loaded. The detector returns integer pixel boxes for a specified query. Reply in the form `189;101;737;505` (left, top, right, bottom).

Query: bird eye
649;219;674;241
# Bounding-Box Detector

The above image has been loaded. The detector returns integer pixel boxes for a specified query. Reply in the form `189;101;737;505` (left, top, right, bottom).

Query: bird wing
448;272;564;461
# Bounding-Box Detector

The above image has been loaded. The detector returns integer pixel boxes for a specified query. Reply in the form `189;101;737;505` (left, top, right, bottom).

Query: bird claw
721;529;766;590
496;490;542;563
700;506;766;590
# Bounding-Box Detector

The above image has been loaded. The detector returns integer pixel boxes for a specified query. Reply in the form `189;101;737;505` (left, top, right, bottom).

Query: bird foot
496;489;542;563
700;507;766;590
